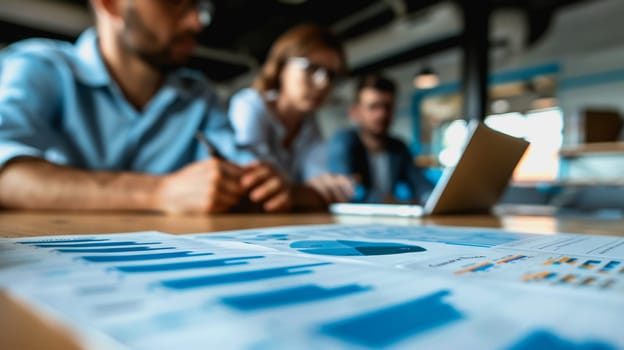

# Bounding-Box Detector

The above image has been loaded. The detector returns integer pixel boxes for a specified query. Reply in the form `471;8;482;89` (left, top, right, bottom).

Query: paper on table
1;225;622;350
191;224;624;294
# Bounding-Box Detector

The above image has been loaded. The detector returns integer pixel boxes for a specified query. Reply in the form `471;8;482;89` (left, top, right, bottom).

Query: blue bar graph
82;252;213;263
56;247;173;253
321;290;463;347
221;284;371;311
32;241;161;248
291;240;426;256
599;261;621;273
115;256;265;273
579;260;602;270
18;239;109;244
507;330;616;350
473;263;495;272
246;233;291;241
160;263;331;290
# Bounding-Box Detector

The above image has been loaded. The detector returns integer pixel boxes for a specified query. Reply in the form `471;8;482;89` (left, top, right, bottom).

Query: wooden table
1;210;623;350
1;210;623;238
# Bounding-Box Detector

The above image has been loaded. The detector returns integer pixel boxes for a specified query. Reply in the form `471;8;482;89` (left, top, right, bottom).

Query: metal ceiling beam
332;1;391;35
461;0;491;122
349;34;461;76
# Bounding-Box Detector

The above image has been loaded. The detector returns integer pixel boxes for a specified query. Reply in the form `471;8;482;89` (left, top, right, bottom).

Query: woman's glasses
288;57;340;86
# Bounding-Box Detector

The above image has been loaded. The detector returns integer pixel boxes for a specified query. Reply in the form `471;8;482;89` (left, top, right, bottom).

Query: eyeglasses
158;0;213;26
288;57;340;86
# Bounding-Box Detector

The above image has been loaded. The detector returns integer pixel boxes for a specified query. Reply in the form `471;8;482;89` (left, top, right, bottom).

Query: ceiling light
491;99;510;114
531;96;557;110
413;67;439;89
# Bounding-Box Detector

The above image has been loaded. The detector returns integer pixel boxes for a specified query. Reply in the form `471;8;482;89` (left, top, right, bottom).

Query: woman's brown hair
253;23;347;94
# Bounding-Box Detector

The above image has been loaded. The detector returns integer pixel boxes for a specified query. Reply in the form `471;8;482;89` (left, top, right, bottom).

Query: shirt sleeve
0;54;63;169
300;137;327;181
227;89;278;164
202;102;256;165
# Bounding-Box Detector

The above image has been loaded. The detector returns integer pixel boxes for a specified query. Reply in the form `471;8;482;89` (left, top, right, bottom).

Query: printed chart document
1;225;623;350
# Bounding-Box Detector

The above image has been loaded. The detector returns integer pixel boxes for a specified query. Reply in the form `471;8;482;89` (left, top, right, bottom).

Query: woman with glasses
228;23;355;209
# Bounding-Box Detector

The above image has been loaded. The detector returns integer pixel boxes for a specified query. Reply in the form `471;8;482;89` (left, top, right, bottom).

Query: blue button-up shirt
0;29;251;174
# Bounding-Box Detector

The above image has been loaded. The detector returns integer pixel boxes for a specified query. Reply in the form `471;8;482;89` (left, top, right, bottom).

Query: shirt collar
73;28;205;96
73;28;110;87
165;69;207;100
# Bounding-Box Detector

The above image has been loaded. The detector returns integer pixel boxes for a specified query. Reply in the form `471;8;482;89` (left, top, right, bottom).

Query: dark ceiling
0;0;590;83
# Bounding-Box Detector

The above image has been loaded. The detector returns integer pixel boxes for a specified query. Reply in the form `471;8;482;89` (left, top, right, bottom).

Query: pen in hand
195;131;225;160
195;132;262;211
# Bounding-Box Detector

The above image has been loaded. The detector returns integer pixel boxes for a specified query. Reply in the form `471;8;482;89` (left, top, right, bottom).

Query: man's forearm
0;158;162;211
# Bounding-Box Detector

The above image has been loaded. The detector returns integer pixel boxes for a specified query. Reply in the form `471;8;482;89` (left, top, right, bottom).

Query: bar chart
221;284;371;311
507;330;616;350
321;290;463;348
2;226;623;350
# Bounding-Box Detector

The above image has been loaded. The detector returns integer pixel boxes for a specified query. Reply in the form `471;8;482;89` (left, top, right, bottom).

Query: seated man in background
0;0;291;214
327;73;434;203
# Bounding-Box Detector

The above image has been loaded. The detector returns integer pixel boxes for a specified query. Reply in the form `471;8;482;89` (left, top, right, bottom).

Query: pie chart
290;240;426;256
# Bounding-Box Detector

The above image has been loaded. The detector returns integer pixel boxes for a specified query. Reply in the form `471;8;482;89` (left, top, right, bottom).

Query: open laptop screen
330;121;529;217
424;121;529;215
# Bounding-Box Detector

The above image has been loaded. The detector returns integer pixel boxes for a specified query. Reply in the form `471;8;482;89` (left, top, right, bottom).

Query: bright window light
438;119;468;167
438;108;563;182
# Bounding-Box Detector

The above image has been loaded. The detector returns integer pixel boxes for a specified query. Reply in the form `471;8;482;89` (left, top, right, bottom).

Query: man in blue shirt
0;0;291;213
327;73;434;203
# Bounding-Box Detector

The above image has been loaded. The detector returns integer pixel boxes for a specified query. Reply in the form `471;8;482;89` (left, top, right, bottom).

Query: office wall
548;2;624;180
512;0;624;146
320;0;624;156
558;46;624;145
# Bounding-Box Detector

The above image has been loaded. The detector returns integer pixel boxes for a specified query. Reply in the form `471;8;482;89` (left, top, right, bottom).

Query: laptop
329;120;530;216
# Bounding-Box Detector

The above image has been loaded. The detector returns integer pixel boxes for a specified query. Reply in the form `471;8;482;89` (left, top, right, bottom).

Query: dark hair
253;23;347;94
355;73;397;102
